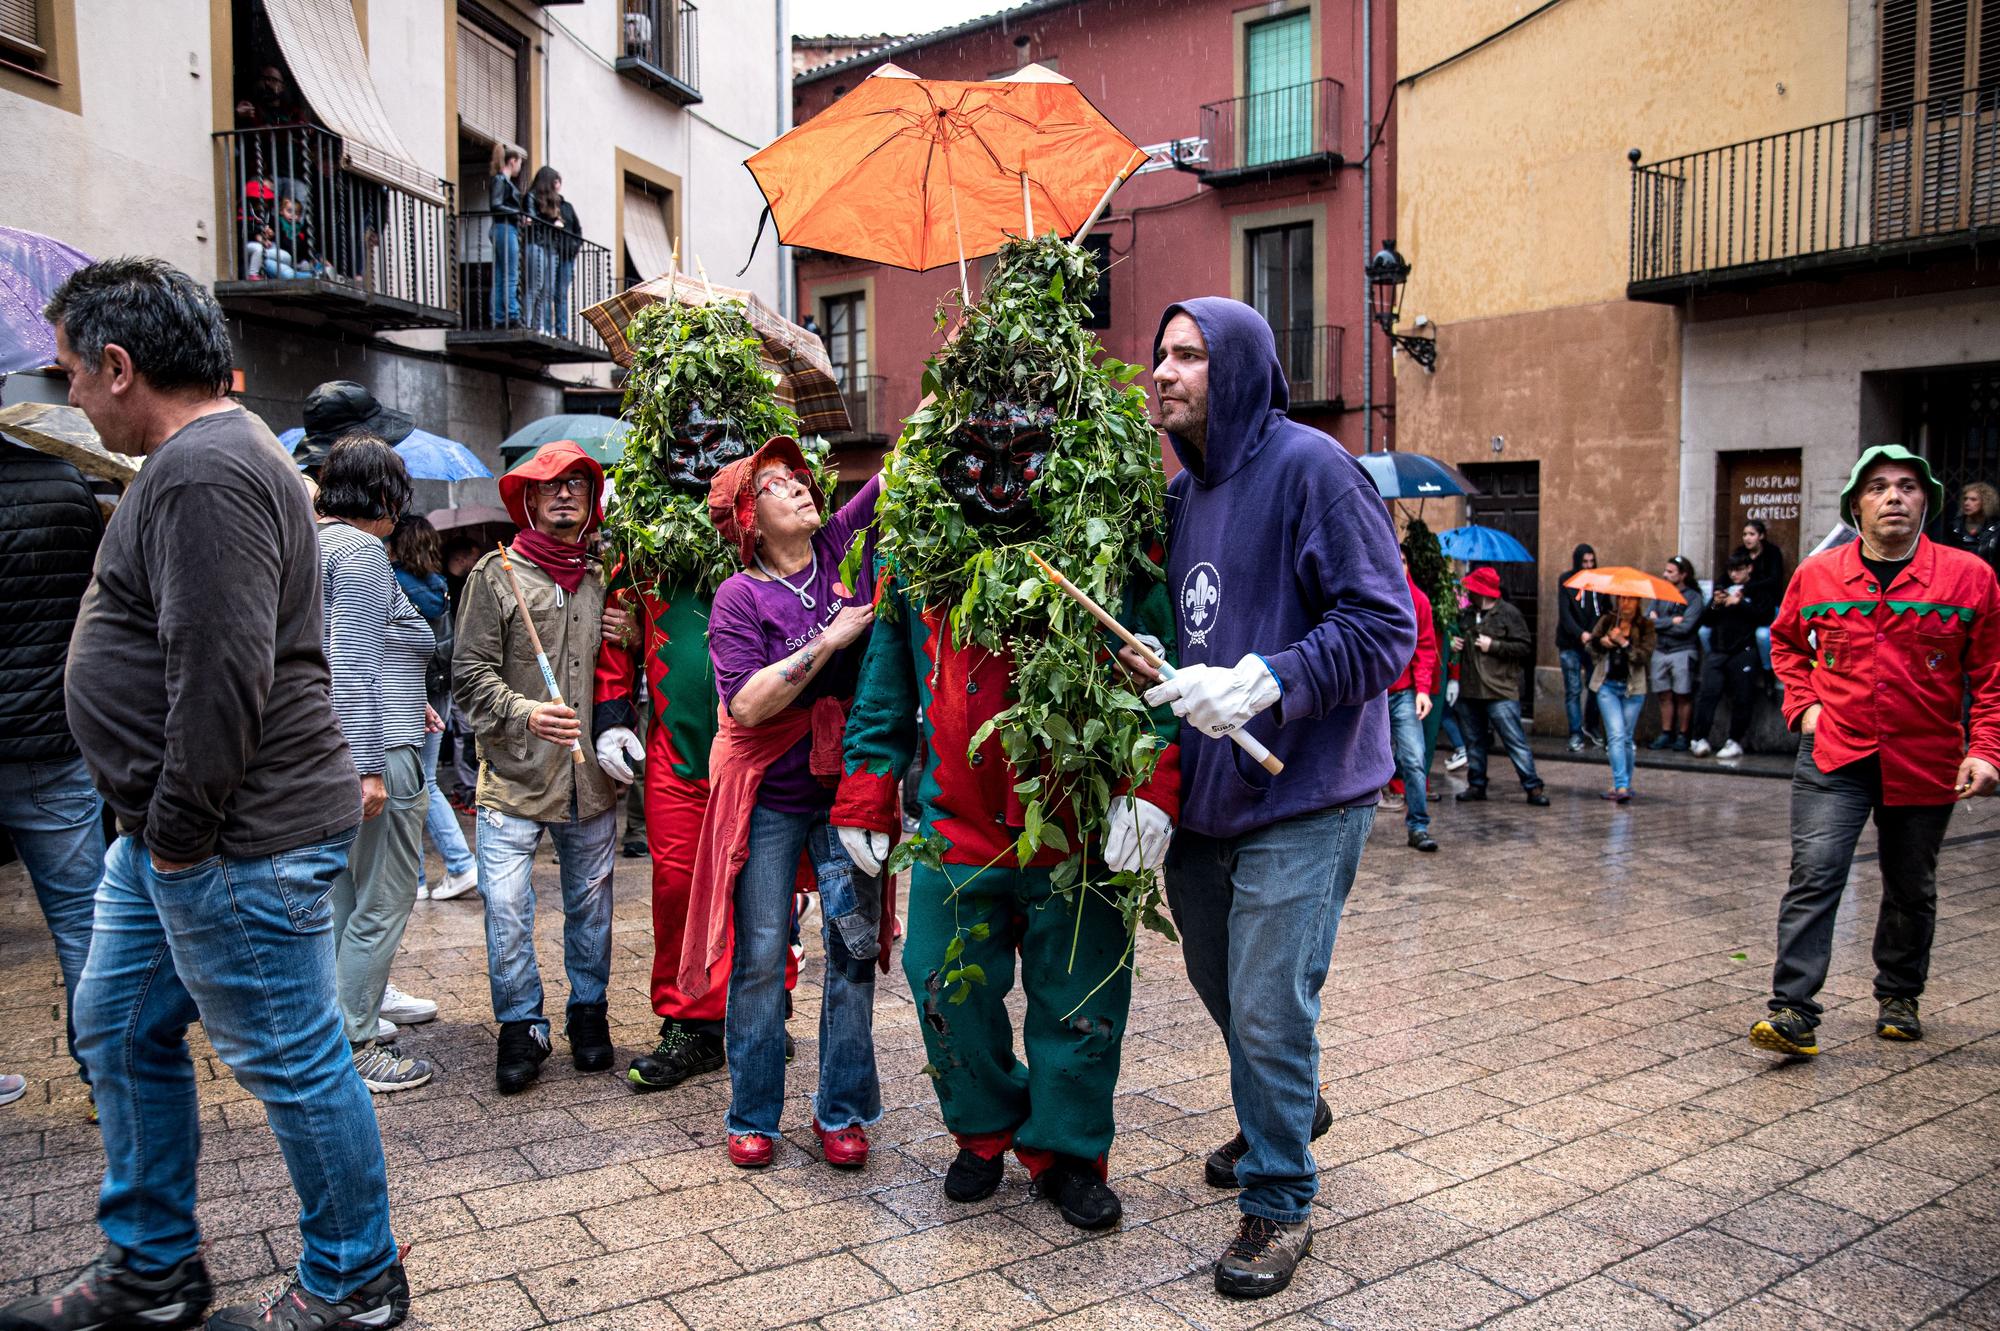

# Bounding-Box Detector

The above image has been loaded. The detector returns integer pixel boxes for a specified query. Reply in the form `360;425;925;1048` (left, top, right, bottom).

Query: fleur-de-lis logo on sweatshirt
1182;563;1221;646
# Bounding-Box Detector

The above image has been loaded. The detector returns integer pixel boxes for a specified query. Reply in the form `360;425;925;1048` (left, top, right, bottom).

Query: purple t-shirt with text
709;475;882;813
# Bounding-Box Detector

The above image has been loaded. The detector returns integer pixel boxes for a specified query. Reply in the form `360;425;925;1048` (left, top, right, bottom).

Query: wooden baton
496;542;587;765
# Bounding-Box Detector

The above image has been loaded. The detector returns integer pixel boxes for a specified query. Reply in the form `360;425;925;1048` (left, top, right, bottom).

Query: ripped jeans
725;801;880;1137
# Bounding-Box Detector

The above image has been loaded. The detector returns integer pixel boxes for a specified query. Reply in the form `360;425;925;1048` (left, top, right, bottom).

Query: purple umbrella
0;228;93;376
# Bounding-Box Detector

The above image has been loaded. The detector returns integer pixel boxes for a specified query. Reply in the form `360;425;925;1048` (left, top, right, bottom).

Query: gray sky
792;0;1002;38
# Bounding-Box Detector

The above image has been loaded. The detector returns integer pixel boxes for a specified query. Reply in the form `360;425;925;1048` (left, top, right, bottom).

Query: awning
264;0;446;205
622;184;676;281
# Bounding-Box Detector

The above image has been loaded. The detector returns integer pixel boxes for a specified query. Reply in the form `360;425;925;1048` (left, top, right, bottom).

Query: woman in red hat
682;440;890;1171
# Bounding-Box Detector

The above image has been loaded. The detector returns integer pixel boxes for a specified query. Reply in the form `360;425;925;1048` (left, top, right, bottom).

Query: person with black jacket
1945;482;2000;579
1690;551;1777;759
1556;543;1605;751
1735;519;1789;607
0;437;106;1091
489;142;526;330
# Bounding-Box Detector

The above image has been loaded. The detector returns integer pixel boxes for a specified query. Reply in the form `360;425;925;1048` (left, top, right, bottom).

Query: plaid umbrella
581;274;852;436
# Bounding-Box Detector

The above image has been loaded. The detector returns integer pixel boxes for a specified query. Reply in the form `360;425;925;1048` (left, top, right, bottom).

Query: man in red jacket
1386;558;1441;851
1753;446;1999;1057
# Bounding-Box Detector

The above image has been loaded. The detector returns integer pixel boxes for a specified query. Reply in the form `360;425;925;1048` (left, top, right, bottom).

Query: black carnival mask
937;401;1053;529
665;405;752;495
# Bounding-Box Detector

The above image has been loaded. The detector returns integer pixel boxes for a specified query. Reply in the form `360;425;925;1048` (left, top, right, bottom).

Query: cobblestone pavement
3;763;1997;1329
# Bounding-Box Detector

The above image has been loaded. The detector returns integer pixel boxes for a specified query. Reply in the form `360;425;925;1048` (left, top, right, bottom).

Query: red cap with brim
1462;566;1503;599
708;436;826;569
498;440;605;535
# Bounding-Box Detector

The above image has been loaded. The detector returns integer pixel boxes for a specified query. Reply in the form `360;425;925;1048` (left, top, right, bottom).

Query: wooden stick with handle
496;542;587;765
1028;551;1284;776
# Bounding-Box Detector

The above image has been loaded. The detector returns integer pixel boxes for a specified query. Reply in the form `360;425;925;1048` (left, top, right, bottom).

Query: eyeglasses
756;470;810;500
530;475;591;496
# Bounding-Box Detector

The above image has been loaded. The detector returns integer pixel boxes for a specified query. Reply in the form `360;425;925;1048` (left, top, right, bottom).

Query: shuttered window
1879;0;1990;108
622;183;676;282
457;18;518;147
0;0;43;59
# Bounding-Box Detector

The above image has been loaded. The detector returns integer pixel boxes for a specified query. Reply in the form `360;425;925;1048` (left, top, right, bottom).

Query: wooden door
1462;461;1541;713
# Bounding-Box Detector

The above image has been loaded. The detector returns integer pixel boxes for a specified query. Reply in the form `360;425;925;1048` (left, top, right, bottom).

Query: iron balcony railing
1630;84;2000;292
215;125;456;321
1274;324;1342;407
833;374;886;439
617;0;700;104
1193;78;1343;178
456;210;615;352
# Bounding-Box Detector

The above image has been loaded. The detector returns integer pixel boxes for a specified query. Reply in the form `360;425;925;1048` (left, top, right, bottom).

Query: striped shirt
317;520;434;773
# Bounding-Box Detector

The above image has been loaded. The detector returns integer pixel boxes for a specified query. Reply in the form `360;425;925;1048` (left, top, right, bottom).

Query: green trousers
904;856;1132;1163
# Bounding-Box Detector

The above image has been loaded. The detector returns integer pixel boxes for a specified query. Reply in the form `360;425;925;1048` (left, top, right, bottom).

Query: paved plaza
2;762;1997;1329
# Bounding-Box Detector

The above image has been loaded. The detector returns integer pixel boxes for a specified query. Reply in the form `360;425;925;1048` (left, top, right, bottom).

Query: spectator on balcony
522;166;576;338
234;63;307;130
490;142;526;330
246;193;320;282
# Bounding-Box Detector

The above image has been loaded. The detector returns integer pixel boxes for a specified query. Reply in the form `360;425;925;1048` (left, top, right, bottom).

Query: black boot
495;1020;550;1095
1034;1156;1122;1230
626;1018;725;1093
1205;1096;1334;1188
944;1148;1006;1203
566;1001;613;1072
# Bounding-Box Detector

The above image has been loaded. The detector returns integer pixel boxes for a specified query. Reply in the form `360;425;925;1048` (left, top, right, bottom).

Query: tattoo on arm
780;649;817;685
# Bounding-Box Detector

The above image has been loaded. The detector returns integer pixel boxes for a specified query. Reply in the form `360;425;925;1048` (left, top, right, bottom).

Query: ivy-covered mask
937;401;1054;529
665;404;752;495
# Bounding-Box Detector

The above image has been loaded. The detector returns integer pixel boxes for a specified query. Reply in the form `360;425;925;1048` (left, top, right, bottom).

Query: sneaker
1206;1096;1334;1188
1878;996;1923;1041
814;1121;870;1170
1567;734;1586;752
1749;1007;1820;1057
621;836;647;859
1454;786;1487;802
627;1020;725;1093
728;1132;774;1169
414;882;430;901
0;1245;211;1329
1214;1214;1313;1300
353;1042;433;1094
1646;733;1674;750
1379;790;1405;813
1444;747;1468;771
206;1261;409;1331
1584;731;1605;750
430;866;478;901
1407;828;1438;852
1716;739;1744;760
1690;739;1713;757
495;1020;550;1095
944;1148;1005;1202
374;1016;397;1042
0;1073;24;1108
565;1001;613;1073
1034;1158;1122;1230
379;984;437;1025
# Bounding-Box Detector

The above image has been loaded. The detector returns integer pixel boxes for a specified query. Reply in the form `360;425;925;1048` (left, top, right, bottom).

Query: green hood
1840;444;1943;531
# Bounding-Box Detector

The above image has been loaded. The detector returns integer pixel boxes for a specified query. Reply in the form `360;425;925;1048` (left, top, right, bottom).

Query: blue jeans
76;833;396;1301
1559;648;1591;739
1458;696;1543;792
524;242;557;334
1441;709;1464;750
726;802;881;1137
1164;804;1373;1224
420;729;474;882
1386;689;1430;832
489;220;520;325
0;757;104;1075
553;255;575;338
1596;680;1646;791
476;805;617;1032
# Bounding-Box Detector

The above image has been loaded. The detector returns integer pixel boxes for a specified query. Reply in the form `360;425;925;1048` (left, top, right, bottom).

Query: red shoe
814;1121;870;1170
727;1132;774;1169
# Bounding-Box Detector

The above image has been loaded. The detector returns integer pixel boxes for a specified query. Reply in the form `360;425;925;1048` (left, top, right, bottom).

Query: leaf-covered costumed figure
594;297;829;1093
829;234;1180;1205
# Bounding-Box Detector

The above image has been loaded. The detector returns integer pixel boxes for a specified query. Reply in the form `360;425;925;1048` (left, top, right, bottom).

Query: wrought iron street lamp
1366;238;1436;373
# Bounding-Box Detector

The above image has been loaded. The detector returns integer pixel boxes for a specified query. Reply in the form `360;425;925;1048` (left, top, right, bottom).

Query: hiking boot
495;1020;550;1095
1034;1158;1121;1230
352;1042;433;1094
814;1121;870;1170
1205;1096;1333;1188
379;984;437;1025
1407;828;1438;852
728;1132;774;1169
1750;1007;1820;1057
566;1002;614;1072
944;1148;1005;1202
1526;789;1550;806
1455;786;1487;802
1214;1214;1313;1300
206;1261;409;1331
1444;747;1467;771
627;1020;725;1093
1878;996;1923;1041
0;1245;211;1330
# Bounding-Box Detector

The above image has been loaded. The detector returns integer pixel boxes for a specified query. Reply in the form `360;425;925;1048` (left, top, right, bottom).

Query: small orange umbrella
1563;566;1687;604
747;63;1146;293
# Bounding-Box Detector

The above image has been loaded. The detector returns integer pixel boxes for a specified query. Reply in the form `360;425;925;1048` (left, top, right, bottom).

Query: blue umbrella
1355;450;1480;500
278;426;491;481
1437;524;1534;563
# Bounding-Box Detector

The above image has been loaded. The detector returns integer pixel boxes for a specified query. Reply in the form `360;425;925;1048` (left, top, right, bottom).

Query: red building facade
792;0;1397;477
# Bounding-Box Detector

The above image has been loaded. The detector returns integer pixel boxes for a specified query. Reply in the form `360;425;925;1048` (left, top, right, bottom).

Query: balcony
447;212;616;366
829;374;887;442
617;0;700;106
1629;85;2000;300
1274;325;1343;409
1185;79;1344;185
214;126;457;330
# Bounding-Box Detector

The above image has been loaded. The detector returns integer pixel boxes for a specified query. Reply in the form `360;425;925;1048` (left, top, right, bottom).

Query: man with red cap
453;441;622;1095
1450;565;1549;805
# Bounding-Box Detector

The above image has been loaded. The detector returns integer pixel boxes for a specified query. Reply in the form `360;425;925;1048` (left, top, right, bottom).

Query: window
1245;10;1312;166
0;0;79;112
822;292;867;386
0;0;42;67
1879;0;1996;109
621;180;676;284
456;14;524;150
1081;234;1112;330
1247;222;1312;385
1875;0;1998;236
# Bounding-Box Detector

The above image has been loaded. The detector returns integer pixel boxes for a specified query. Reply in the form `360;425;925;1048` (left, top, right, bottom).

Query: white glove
594;726;644;784
838;825;890;877
1143;653;1281;739
1445;680;1459;707
1104;797;1172;873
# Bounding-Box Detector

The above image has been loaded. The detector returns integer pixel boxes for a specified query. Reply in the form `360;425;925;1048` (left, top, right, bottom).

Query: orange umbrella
1563;566;1687;604
746;63;1146;291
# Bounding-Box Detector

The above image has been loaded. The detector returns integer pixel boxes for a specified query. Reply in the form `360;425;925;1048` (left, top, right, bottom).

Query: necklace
756;546;817;610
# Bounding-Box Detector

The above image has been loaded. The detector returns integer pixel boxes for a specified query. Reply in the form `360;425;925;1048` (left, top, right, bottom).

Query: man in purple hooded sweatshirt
1134;299;1414;1299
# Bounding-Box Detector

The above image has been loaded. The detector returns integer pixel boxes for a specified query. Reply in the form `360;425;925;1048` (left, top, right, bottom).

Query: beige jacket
451;548;616;823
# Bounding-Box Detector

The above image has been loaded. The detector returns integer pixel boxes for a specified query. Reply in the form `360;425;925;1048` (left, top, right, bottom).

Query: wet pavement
2;761;1996;1329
